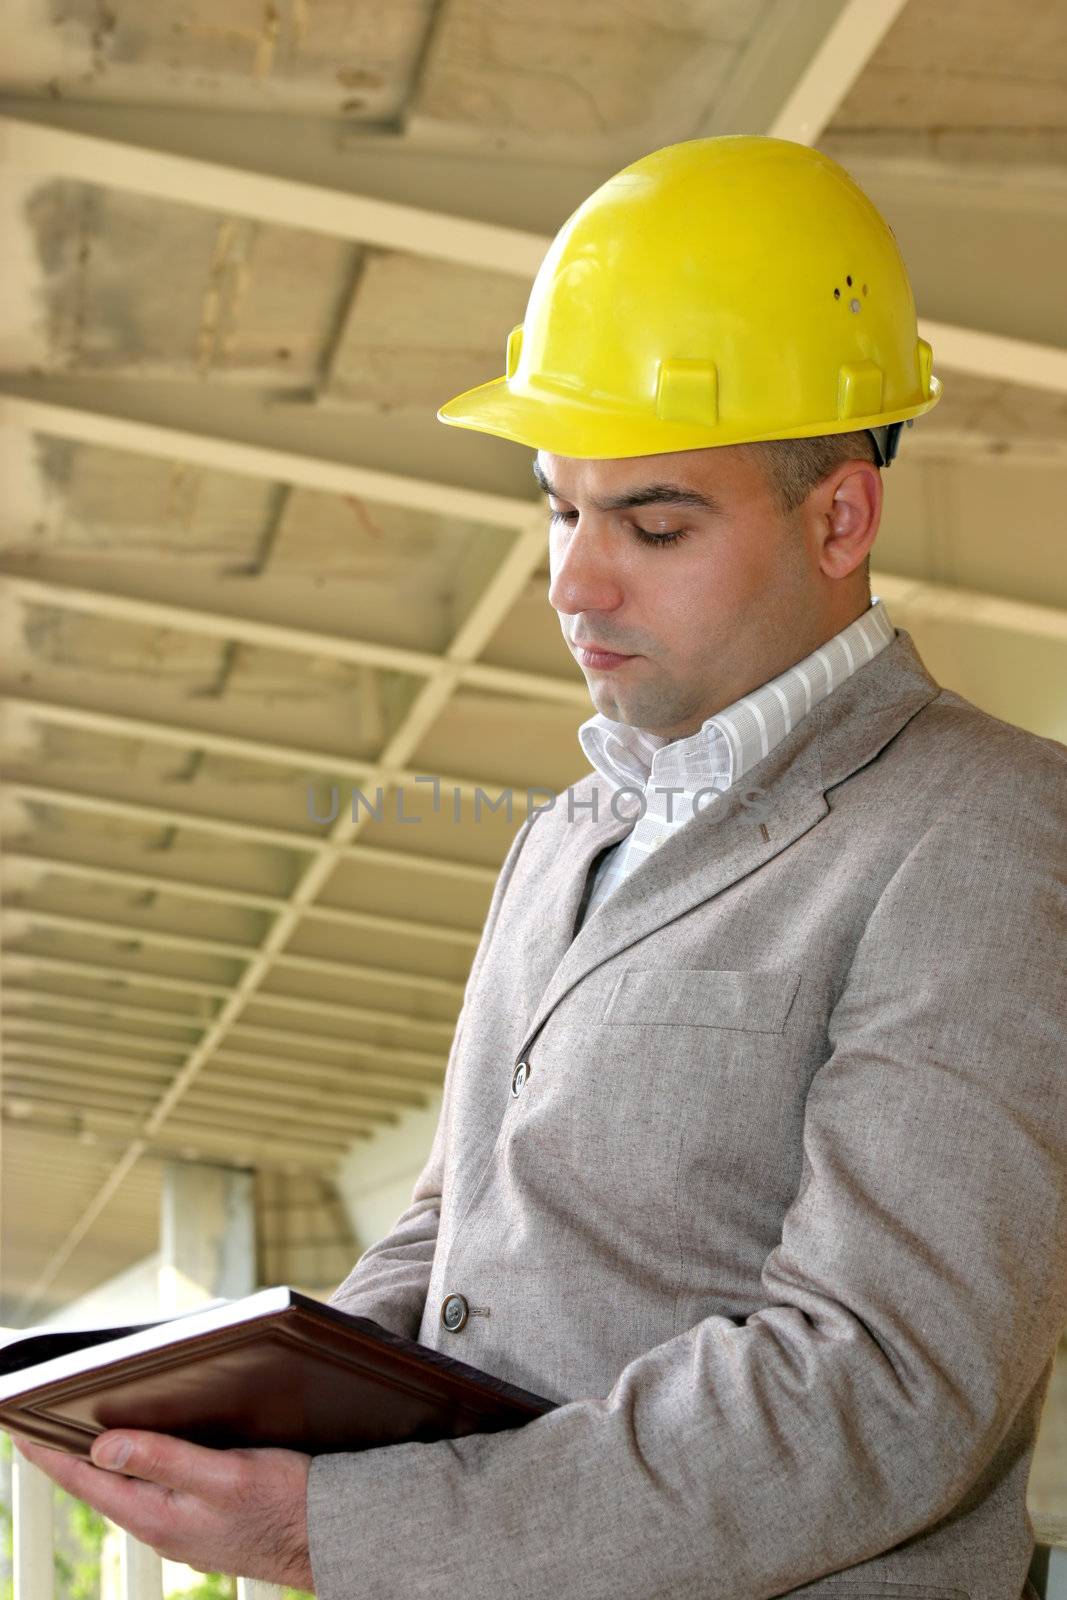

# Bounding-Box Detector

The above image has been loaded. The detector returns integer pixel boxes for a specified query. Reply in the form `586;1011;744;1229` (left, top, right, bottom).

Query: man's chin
583;667;678;731
590;690;698;737
588;687;647;728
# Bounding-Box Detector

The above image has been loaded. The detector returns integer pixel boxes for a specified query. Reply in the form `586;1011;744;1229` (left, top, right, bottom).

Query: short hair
747;429;880;518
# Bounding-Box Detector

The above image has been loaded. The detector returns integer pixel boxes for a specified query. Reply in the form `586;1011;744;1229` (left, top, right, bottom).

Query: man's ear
818;462;882;582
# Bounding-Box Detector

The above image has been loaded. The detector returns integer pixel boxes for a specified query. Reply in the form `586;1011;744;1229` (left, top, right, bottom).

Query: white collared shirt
575;596;896;928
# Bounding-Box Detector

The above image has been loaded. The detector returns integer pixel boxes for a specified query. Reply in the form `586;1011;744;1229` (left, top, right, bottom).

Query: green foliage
165;1578;313;1599
1;1431;12;1600
54;1489;107;1600
166;1576;236;1599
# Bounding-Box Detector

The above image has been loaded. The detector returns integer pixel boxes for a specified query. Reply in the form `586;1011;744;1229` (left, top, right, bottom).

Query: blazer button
511;1060;531;1097
441;1293;469;1332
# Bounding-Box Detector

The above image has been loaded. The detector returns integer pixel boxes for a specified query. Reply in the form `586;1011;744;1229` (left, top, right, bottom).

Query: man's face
542;444;831;739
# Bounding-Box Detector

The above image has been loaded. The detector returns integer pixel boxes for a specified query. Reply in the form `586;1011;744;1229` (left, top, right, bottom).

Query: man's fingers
89;1429;245;1498
14;1436;99;1499
13;1436;168;1532
15;1430;236;1505
17;1432;238;1555
13;1432;313;1583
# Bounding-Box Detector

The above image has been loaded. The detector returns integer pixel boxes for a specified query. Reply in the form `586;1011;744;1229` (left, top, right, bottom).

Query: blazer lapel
507;788;636;1035
515;626;942;1059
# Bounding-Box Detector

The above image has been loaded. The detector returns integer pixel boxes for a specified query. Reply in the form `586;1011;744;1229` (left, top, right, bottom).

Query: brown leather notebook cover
0;1286;558;1461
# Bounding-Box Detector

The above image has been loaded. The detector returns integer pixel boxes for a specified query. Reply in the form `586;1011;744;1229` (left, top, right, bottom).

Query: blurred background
0;0;1064;1591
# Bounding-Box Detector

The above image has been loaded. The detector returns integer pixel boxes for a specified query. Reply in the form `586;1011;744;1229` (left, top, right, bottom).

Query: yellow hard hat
437;135;941;466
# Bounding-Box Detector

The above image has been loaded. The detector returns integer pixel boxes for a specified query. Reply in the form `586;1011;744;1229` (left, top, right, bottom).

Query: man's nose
547;521;624;616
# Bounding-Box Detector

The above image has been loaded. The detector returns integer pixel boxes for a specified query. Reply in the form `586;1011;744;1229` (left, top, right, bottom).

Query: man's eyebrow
531;458;725;515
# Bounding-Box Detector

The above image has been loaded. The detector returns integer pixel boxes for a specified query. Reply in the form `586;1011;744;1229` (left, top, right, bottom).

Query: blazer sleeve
325;808;539;1340
308;765;1067;1599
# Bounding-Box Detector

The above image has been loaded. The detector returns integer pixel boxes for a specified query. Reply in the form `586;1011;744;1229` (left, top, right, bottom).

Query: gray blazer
309;626;1067;1600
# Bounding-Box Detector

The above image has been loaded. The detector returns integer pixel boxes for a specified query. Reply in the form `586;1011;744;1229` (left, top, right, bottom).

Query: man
14;137;1066;1599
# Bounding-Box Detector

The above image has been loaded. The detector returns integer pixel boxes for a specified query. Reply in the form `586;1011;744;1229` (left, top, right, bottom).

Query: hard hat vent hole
862;283;869;295
833;287;841;299
846;275;853;286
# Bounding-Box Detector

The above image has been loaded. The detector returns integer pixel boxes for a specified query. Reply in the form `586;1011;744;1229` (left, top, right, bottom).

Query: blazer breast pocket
602;967;802;1033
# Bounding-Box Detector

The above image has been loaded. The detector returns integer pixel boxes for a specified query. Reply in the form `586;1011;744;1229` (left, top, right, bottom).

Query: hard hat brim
438;374;943;460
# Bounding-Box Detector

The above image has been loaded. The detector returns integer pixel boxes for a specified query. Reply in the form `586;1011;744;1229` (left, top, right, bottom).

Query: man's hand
11;1429;314;1590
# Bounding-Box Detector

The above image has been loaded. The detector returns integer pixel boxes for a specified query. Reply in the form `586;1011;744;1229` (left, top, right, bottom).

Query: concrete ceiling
1;0;1065;1322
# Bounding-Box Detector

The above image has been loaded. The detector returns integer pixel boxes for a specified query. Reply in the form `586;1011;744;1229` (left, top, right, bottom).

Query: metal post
1045;1544;1067;1600
12;1454;54;1600
119;1531;163;1599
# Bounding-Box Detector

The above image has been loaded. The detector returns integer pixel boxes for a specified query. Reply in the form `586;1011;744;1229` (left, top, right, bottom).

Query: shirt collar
578;596;895;794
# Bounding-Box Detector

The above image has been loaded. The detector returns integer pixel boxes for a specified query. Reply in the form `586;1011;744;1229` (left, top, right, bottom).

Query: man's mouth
571;641;637;671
